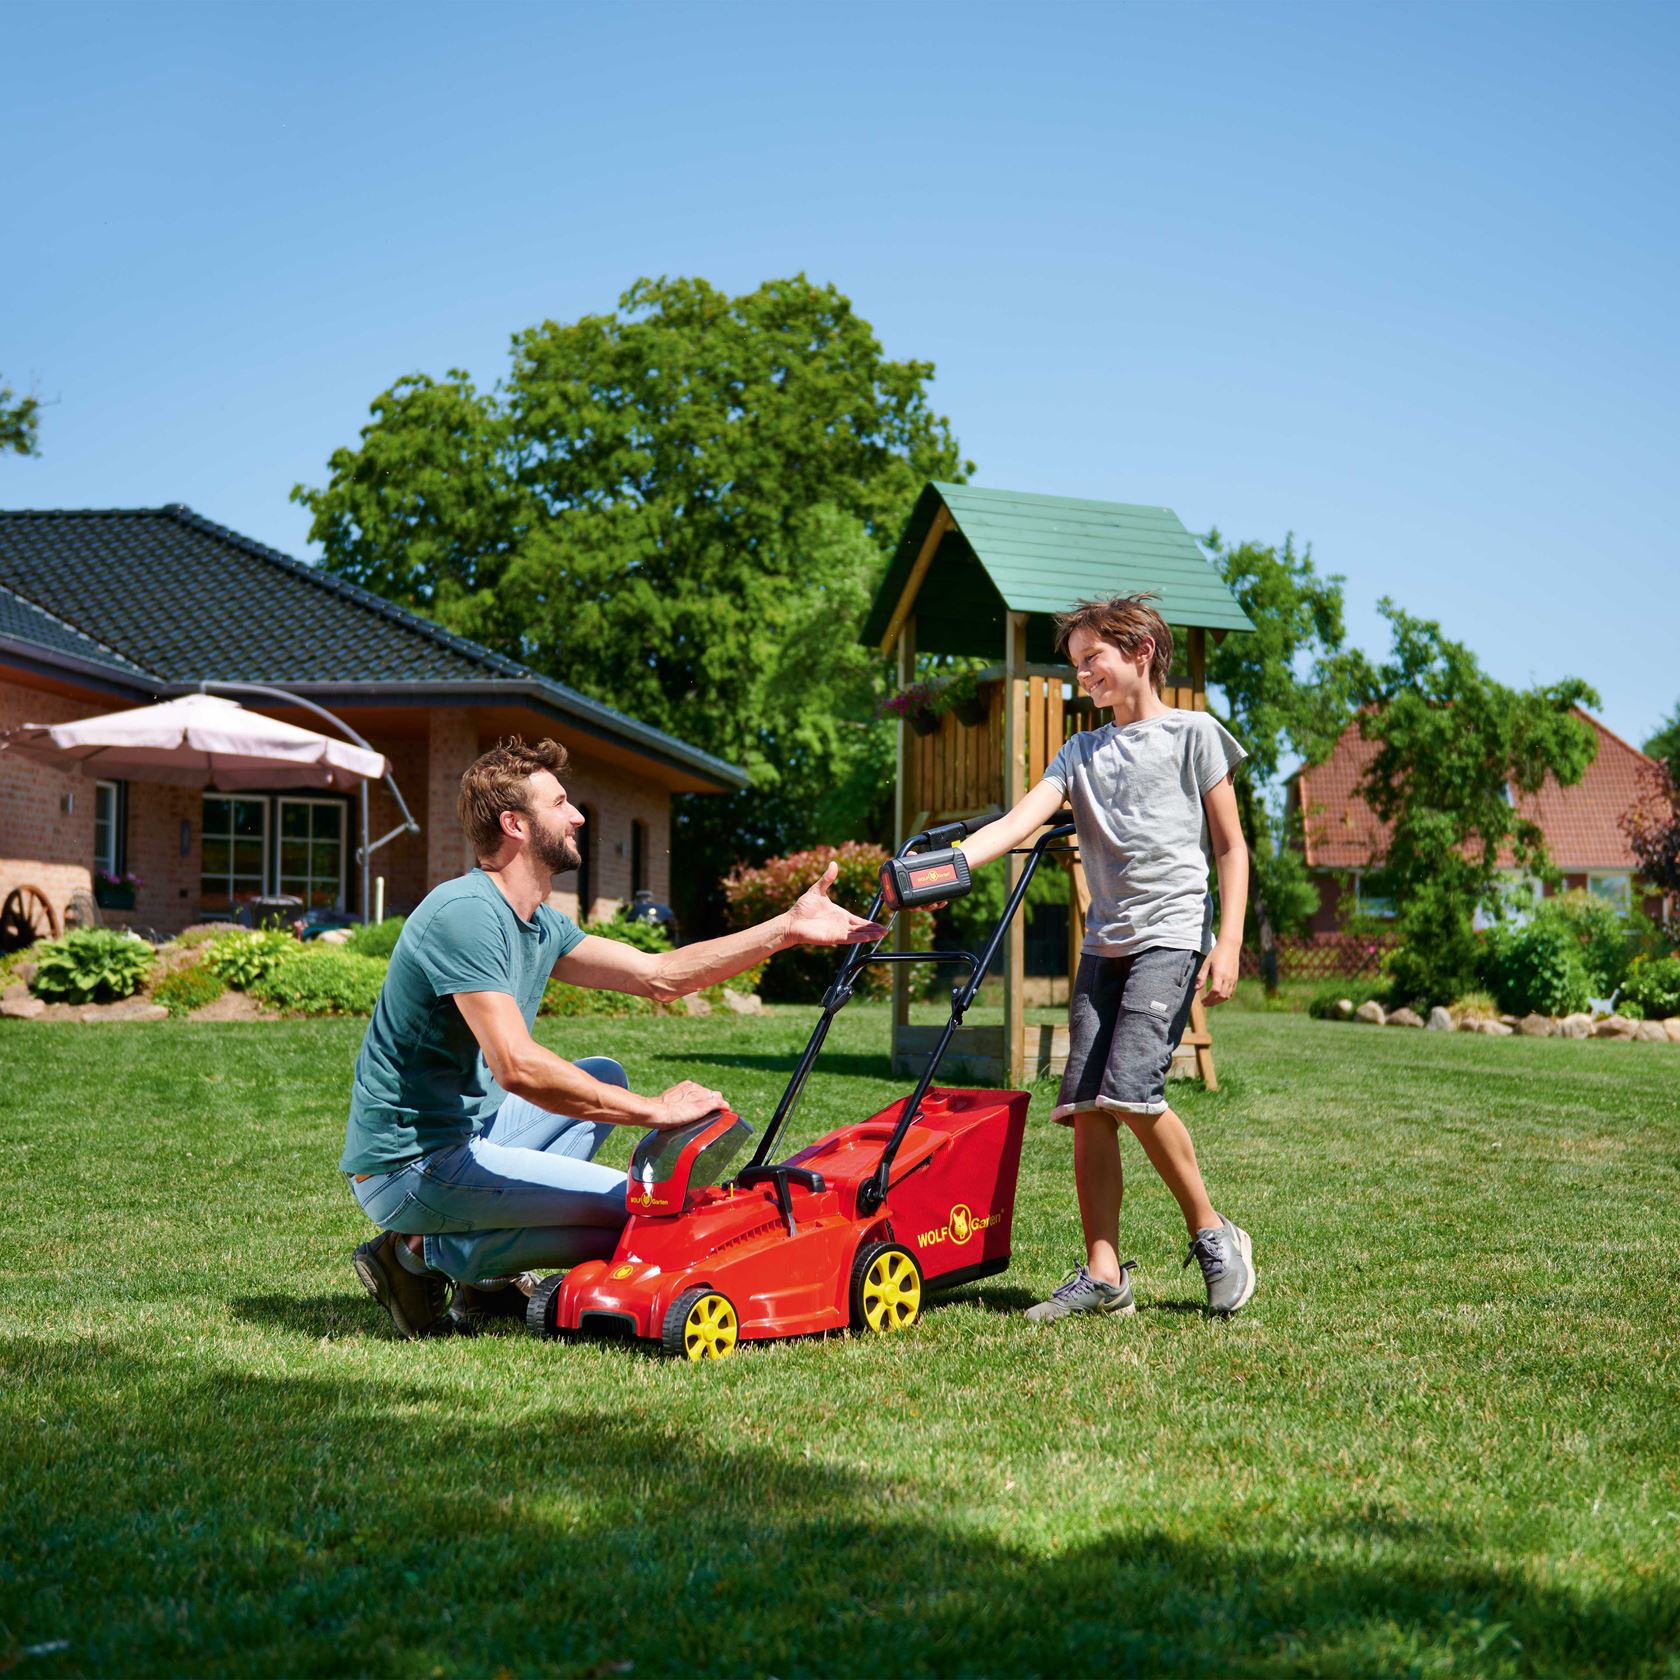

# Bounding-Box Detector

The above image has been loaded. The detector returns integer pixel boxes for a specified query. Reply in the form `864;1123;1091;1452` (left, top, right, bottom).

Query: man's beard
533;824;581;877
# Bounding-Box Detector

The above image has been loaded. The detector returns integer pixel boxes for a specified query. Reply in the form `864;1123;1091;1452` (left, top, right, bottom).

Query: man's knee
574;1055;628;1090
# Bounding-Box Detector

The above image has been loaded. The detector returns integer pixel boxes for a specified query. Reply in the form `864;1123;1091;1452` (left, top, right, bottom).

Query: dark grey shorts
1053;947;1203;1123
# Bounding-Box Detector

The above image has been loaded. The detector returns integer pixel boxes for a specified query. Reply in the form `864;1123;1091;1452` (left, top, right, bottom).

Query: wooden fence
1238;933;1396;981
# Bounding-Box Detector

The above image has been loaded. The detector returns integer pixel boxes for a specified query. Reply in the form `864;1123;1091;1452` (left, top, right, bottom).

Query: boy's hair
1054;593;1174;693
458;736;570;857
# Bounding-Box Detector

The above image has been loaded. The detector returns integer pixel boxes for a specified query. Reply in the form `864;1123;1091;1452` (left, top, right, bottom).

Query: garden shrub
1617;998;1645;1021
540;979;653;1018
1527;890;1640;996
153;963;228;1017
1450;989;1501;1021
723;841;926;1002
250;947;388;1016
344;916;407;959
1307;979;1391;1020
203;928;297;990
1479;918;1591;1017
1620;955;1680;1019
583;910;672;954
30;929;155;1004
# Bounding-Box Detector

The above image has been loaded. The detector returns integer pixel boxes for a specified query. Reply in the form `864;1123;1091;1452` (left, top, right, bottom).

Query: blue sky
6;0;1676;749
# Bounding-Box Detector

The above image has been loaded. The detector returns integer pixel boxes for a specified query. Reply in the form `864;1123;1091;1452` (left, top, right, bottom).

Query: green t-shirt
339;870;585;1176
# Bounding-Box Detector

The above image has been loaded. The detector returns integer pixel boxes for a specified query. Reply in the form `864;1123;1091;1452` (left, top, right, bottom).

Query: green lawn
3;1008;1677;1678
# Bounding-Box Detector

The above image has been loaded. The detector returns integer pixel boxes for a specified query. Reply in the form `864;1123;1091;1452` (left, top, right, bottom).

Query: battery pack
880;847;972;910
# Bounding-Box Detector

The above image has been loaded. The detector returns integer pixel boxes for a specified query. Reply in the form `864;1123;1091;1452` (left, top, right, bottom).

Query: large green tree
1359;602;1598;1005
295;276;969;923
1;378;41;456
1202;532;1368;991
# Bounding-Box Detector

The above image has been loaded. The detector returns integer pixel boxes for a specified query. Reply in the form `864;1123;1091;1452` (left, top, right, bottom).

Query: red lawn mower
525;818;1076;1360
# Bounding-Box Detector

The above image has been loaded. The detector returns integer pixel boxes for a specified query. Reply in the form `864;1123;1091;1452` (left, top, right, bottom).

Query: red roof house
1291;709;1664;931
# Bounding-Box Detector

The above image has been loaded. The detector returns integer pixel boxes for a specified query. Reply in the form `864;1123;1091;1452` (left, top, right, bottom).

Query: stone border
1330;997;1679;1043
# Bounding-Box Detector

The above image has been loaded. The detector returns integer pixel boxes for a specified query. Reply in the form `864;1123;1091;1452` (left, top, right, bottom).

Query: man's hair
1054;593;1174;693
458;736;570;858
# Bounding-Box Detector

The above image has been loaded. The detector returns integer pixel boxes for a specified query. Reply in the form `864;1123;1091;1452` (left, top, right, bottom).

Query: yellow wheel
850;1243;922;1333
661;1287;739;1361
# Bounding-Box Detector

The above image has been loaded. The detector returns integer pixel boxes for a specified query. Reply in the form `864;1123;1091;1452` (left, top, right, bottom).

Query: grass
3;1007;1678;1678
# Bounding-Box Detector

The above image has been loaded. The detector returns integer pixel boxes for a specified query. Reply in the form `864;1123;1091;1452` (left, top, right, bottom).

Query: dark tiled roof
0;507;747;788
0;581;158;680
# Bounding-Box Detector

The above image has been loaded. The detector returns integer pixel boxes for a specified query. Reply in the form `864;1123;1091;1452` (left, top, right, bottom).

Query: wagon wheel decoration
0;883;60;953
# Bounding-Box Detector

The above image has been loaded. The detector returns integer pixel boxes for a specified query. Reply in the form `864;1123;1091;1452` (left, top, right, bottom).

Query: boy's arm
1198;773;1249;1007
958;781;1068;870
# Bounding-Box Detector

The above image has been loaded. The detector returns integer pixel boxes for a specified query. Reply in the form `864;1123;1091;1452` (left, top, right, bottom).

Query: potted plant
875;679;945;736
93;869;144;911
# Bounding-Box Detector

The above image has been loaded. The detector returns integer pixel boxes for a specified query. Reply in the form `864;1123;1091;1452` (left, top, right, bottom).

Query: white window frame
1352;872;1396;920
1586;872;1631;909
93;780;121;878
275;796;348;911
201;795;271;909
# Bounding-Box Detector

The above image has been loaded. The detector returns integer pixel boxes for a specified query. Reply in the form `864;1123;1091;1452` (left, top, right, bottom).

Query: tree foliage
1;378;41;457
1359;601;1598;1005
1621;760;1680;906
1201;532;1368;986
1642;701;1680;783
295;275;967;925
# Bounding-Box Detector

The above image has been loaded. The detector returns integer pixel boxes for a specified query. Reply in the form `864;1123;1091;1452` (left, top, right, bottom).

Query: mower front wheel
525;1274;565;1340
850;1243;923;1334
662;1287;739;1361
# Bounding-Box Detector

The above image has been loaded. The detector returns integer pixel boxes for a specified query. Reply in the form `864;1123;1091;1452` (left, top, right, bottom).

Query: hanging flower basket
93;870;143;911
951;694;989;728
909;708;941;737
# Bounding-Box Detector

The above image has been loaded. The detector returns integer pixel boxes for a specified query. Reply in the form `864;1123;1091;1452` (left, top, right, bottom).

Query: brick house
0;506;747;938
1291;709;1665;931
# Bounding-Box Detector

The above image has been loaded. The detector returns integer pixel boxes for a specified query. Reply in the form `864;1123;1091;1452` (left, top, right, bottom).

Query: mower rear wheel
662;1287;739;1361
850;1243;922;1333
525;1274;565;1340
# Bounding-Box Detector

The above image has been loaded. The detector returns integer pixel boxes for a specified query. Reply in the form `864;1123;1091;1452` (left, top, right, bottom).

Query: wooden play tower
861;483;1254;1089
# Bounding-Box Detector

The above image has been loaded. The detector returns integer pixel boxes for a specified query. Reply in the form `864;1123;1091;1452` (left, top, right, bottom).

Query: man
343;736;885;1339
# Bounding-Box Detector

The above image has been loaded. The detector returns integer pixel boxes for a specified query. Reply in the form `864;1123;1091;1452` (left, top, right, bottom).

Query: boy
957;593;1256;1318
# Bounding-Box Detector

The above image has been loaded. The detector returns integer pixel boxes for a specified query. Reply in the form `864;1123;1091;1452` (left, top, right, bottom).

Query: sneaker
448;1273;540;1334
1024;1262;1138;1322
352;1231;452;1340
1183;1217;1255;1316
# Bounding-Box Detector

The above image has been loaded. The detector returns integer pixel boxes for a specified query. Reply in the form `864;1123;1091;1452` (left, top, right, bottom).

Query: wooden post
892;615;916;1036
1002;611;1029;1087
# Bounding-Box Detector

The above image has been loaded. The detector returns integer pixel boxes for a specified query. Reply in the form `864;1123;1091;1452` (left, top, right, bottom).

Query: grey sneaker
353;1231;453;1339
1183;1217;1255;1316
449;1272;540;1334
1025;1262;1138;1322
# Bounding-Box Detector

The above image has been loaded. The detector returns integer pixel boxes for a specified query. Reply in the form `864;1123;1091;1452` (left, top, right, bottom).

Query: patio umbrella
0;693;389;788
1;689;416;925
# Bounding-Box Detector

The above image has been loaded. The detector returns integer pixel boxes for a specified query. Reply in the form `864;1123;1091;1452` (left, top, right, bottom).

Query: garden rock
317;928;353;946
1635;1020;1668;1043
1427;1006;1453;1031
1558;1014;1592;1039
682;993;712;1017
1461;1017;1512;1036
80;998;168;1023
1386;1007;1424;1028
1;992;45;1019
721;988;763;1016
1335;998;1355;1019
1354;1000;1386;1026
13;960;36;987
1518;1014;1555;1038
1591;1015;1638;1039
1665;1019;1680;1044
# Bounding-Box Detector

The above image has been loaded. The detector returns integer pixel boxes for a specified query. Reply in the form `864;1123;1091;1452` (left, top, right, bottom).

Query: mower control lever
736;1165;826;1237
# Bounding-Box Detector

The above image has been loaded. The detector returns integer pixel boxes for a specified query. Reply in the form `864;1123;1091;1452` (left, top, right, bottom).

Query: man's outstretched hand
781;861;889;949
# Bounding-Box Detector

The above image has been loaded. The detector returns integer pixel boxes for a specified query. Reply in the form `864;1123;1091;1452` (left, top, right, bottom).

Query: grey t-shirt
339;869;585;1175
1043;709;1247;958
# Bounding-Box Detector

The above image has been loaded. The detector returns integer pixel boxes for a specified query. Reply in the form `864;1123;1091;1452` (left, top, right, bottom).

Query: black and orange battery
879;847;972;911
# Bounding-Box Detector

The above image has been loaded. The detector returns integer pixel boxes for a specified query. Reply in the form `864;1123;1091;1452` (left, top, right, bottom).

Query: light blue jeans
349;1057;629;1283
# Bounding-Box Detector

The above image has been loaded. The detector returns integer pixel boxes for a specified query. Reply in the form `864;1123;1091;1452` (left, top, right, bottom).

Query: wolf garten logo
627;1189;670;1210
914;1201;1003;1250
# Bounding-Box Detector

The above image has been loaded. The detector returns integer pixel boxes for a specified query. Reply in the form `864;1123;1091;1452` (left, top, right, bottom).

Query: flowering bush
723;841;929;1002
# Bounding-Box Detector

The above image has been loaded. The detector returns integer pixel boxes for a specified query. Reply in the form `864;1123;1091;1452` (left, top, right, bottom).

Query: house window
201;796;268;911
277;798;347;910
93;780;123;878
1587;873;1631;908
631;819;648;897
1353;875;1396;919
